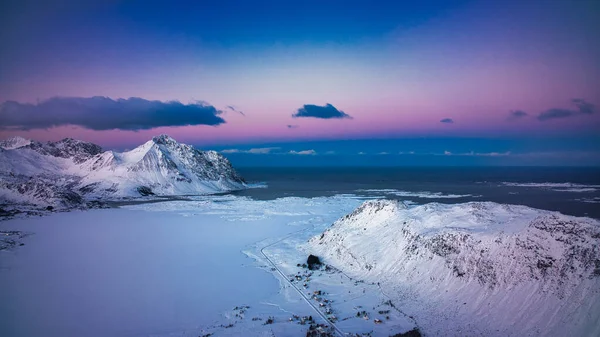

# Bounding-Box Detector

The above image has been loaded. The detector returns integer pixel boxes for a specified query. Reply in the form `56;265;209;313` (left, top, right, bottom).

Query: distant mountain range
0;135;246;211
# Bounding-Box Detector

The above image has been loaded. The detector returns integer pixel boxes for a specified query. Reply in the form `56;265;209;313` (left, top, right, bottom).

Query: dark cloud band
0;96;226;131
508;110;528;120
292;103;351;119
537;99;596;121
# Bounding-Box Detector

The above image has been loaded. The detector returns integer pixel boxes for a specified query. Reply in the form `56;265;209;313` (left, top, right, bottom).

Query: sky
1;0;599;166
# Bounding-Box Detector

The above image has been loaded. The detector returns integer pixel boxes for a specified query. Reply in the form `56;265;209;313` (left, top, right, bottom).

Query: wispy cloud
292;103;352;119
508;110;528;120
220;149;240;153
508;99;596;122
440;118;454;124
221;147;280;154
538;108;576;121
440;151;511;156
466;151;511;157
572;99;595;114
221;147;319;155
537;99;596;121
247;147;279;154
289;149;317;155
226;105;245;116
287;124;299;129
0;96;226;130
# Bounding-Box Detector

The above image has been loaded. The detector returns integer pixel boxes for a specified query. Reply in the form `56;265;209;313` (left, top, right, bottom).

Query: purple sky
1;0;599;160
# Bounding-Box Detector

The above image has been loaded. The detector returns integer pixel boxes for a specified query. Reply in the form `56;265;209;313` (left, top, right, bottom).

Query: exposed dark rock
25;138;103;164
79;183;100;194
307;254;322;270
137;186;155;196
592;260;600;277
390;328;422;337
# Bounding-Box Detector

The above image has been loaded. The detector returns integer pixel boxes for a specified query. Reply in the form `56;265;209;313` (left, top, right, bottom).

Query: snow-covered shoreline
2;193;599;336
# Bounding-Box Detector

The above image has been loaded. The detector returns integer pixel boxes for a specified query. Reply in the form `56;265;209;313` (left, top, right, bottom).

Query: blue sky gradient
1;0;599;165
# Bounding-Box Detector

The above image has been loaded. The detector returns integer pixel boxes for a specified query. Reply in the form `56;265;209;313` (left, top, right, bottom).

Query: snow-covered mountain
308;200;600;336
0;135;246;209
0;136;32;150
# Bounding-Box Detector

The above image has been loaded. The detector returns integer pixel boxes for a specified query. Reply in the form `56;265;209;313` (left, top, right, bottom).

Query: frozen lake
0;206;299;336
0;195;364;337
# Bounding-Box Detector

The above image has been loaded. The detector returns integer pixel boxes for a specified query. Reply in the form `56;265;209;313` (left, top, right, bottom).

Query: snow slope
0;135;246;209
308;200;600;336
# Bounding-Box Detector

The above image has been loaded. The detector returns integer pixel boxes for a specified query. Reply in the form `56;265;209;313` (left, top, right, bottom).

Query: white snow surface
308;199;600;336
0;194;372;337
2;193;599;336
0;135;245;207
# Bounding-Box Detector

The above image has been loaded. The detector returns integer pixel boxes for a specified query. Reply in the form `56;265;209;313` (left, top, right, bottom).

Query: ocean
235;167;600;219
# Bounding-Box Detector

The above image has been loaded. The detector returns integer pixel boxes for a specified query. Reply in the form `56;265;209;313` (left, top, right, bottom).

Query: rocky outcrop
25;138;104;163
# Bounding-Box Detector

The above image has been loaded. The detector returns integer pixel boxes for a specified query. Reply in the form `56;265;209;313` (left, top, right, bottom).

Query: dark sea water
234;167;600;219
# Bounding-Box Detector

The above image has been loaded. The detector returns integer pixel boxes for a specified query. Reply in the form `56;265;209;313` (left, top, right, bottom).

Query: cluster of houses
288;314;315;325
311;289;337;322
290;269;315;289
305;323;335;337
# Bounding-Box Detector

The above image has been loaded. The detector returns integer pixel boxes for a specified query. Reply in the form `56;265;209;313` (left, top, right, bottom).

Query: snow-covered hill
0;135;246;210
308;200;600;336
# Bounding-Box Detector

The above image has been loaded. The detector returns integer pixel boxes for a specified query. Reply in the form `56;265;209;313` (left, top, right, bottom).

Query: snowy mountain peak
0;135;246;208
82;135;246;196
152;134;178;145
0;136;32;150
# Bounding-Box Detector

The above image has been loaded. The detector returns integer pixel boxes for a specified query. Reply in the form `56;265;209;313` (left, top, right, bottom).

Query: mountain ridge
308;199;600;336
0;136;32;150
0;135;246;212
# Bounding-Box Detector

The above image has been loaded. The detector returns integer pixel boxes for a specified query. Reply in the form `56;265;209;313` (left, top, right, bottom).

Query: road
259;229;346;337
